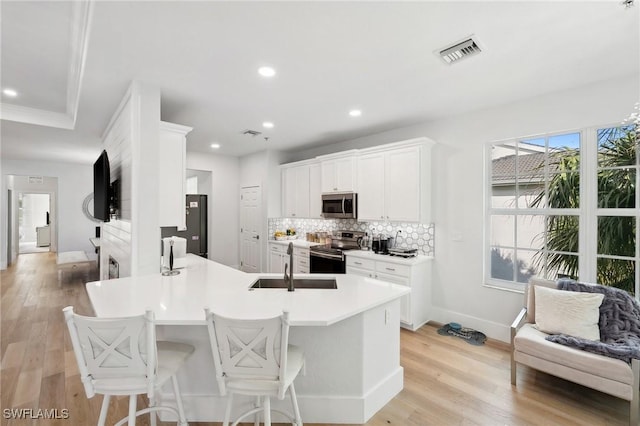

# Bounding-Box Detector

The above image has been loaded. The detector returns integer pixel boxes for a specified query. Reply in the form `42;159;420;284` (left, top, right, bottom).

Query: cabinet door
334;157;356;191
283;167;297;217
294;166;310;217
269;245;285;273
309;163;322;218
384;147;420;222
283;165;310;218
357;153;385;221
321;161;337;192
158;127;187;228
270;252;285;273
375;272;411;325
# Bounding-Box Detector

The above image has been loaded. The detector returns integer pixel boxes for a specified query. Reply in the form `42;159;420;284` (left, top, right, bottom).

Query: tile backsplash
268;218;435;256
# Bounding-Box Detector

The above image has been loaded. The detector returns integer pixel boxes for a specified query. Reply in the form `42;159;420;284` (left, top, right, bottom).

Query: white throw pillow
534;285;604;341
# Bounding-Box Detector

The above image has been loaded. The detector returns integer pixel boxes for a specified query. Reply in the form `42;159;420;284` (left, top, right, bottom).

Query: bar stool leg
263;396;271;426
290;383;302;426
128;395;137;426
98;394;110;426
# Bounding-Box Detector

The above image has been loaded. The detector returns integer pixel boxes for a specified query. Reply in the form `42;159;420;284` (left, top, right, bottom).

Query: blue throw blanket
545;279;640;364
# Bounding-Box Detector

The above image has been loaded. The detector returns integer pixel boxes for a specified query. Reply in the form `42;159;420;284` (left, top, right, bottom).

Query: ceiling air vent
242;129;262;136
438;36;483;65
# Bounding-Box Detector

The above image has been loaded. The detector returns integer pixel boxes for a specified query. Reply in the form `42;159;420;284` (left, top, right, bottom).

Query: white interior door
240;186;261;273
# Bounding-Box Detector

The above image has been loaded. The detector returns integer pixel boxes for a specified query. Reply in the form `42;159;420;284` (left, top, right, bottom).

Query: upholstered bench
57;251;94;286
511;277;640;425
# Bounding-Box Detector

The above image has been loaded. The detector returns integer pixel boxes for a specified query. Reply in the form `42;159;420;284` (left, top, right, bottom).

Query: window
486;124;639;294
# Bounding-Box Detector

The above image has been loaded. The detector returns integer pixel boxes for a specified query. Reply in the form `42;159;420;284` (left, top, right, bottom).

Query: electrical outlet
385;308;391;324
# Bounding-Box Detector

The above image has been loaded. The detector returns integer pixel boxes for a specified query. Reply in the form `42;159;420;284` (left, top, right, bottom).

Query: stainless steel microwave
321;192;357;219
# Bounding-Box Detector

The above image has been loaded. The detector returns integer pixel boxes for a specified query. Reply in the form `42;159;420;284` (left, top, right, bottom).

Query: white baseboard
158;367;404;424
429;307;511;343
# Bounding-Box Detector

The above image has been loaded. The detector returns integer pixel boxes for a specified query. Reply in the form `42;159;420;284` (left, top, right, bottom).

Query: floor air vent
438;36;483;64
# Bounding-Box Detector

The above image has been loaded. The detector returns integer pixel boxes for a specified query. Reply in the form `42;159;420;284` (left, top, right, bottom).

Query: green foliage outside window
532;126;637;292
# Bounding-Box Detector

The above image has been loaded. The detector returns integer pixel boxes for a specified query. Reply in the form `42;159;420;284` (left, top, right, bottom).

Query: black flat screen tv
93;150;111;222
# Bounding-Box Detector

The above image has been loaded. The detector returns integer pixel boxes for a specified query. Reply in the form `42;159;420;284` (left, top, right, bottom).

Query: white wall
186;152;240;267
284;74;639;342
1;160;95;269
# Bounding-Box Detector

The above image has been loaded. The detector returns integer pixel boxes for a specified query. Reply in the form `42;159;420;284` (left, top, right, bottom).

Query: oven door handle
311;251;344;261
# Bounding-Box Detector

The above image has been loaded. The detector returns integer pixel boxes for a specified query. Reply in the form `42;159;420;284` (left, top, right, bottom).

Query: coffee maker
372;234;389;254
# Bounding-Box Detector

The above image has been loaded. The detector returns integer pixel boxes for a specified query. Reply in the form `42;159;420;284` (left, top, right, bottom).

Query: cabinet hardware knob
355;261;362;265
386;267;395;271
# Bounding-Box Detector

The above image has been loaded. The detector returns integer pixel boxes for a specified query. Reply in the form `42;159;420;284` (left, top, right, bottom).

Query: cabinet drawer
346;257;375;270
296;257;309;267
269;243;286;253
346;266;374;278
295;248;310;257
376;261;410;277
298;266;310;274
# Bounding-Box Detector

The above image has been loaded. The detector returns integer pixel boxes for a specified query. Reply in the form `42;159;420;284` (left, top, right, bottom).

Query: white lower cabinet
269;243;287;273
294;248;310;273
346;253;431;331
269;242;310;273
376;272;411;324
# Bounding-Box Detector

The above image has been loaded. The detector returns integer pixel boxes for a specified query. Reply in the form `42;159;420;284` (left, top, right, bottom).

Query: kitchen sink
250;278;338;289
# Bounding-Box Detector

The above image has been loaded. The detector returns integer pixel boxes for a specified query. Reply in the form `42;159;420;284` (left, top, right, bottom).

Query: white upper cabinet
158;121;193;229
384;147;421;222
320;154;357;193
279;139;433;223
357;139;433;223
309;163;322;218
357;153;385;221
282;161;320;218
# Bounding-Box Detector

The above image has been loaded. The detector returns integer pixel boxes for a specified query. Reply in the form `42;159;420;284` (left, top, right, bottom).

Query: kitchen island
86;254;409;423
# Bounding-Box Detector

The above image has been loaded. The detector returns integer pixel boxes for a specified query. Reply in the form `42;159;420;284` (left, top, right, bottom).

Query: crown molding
0;0;93;130
0;103;74;129
66;0;94;127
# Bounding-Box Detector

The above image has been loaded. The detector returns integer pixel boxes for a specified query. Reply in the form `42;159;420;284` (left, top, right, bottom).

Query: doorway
4;174;58;266
18;193;51;254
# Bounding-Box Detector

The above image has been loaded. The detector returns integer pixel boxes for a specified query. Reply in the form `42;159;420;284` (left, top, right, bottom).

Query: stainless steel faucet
284;242;294;291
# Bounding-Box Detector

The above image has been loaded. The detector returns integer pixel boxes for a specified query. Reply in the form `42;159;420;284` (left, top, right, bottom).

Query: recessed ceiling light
210;143;220;149
258;66;276;77
262;121;274;129
349;109;362;117
3;88;17;97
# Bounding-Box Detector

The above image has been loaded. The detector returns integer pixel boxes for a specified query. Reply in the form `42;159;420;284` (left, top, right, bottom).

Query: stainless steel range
310;230;365;274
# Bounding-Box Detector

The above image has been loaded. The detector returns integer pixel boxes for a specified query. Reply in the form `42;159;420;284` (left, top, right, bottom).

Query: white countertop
86;254;409;326
269;239;322;248
345;249;433;265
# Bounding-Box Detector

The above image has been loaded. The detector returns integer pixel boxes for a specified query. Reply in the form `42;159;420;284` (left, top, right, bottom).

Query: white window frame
484;123;639;294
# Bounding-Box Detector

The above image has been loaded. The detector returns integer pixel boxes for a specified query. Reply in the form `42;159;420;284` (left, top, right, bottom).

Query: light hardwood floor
0;252;628;425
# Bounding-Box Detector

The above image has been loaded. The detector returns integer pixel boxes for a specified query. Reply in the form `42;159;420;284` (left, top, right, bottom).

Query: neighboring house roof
492;152;562;185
